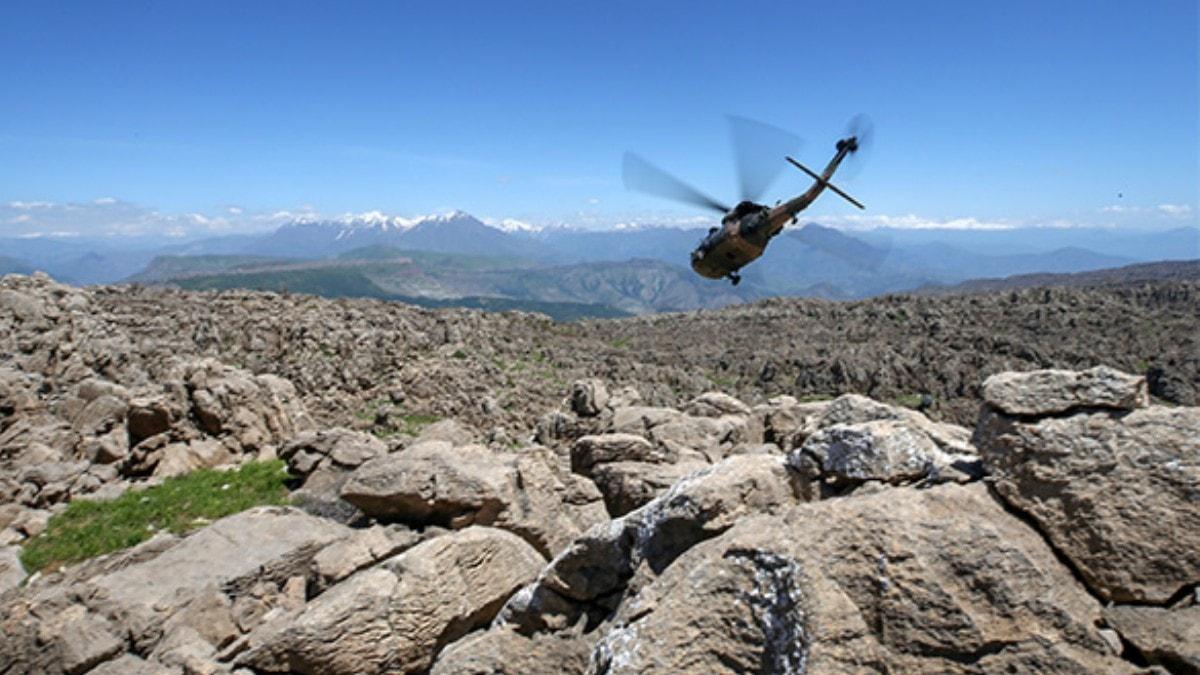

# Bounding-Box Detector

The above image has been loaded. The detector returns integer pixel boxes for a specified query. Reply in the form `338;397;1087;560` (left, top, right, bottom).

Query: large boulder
588;483;1129;673
977;399;1200;603
341;442;607;557
1103;605;1200;673
498;454;809;635
806;393;975;455
793;419;980;486
236;527;544;675
432;626;592;675
981;365;1148;416
176;358;314;452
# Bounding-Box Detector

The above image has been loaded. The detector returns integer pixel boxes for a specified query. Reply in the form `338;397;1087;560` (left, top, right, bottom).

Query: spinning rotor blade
622;152;730;214
840;114;875;180
727;115;802;202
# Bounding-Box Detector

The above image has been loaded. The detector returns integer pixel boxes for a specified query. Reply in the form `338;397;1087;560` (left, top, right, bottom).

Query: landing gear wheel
729;272;741;286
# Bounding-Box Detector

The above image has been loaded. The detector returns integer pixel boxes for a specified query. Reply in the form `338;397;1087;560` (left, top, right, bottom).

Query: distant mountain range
917;259;1200;295
2;209;1196;317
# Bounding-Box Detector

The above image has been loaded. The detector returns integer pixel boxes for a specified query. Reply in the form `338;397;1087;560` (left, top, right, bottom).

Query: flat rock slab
982;366;1148;416
238;527;544;675
1104;605;1200;673
89;506;348;612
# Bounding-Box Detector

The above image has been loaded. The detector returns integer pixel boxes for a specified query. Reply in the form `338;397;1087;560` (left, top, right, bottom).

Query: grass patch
707;373;736;389
400;414;440;436
20;460;291;574
892;393;931;410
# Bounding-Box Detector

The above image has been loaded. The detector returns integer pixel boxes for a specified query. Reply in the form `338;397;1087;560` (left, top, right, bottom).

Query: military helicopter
623;115;872;285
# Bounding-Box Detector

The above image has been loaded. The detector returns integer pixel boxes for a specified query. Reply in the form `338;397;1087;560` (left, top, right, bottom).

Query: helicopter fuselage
690;137;859;282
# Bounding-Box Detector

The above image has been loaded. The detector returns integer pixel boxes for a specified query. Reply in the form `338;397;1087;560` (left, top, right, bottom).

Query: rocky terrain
1;272;1198;673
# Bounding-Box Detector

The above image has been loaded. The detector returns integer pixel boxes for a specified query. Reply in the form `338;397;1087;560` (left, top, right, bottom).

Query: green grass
400;414;440;436
19;460;291;574
892;393;928;409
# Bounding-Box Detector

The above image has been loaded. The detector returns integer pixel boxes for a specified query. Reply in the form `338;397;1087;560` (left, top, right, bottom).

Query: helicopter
623;115;872;285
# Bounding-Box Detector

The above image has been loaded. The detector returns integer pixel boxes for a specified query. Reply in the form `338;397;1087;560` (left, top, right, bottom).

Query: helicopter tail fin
785;157;865;210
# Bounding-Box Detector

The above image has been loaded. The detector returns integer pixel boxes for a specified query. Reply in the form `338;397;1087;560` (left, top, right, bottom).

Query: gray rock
87;507;348;633
237;527;545;675
682;391;751;417
794;419;976;485
498;454;807;634
1103;605;1200;673
982;365;1148;416
279;428;387;478
432;626;592;675
0;545;26;592
571;433;664;474
87;654;176;675
414;418;475;446
588;483;1129;674
570;378;609;417
340;442;506;525
341;443;607;557
977;404;1200;603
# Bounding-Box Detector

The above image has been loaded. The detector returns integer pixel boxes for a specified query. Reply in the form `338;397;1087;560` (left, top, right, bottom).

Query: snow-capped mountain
250;210;547;258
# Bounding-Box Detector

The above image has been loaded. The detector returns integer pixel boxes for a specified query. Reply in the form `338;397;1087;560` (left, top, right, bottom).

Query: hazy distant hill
128;246;757;317
14;211;1195;300
917;259;1200;295
127;255;295;283
0;256;35;276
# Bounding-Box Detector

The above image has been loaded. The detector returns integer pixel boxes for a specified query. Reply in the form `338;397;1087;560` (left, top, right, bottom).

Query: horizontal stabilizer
785;156;865;210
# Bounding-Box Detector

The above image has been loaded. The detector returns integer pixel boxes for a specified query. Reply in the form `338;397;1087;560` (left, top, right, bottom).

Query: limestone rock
341;442;607;557
1103;605;1200;673
340;441;508;525
152;439;234;478
0;545;27;592
499;454;807;634
87;654;176;675
432;626;591;675
86;507;348;644
589;483;1129;673
981;365;1149;416
279;427;387;478
587;460;708;516
310;525;420;592
414;418;476;446
571;433;663;474
809;393;975;455
682;391;751;418
977;404;1200;603
794;419;979;486
173;358;314;452
570;379;609;417
237;527;544;675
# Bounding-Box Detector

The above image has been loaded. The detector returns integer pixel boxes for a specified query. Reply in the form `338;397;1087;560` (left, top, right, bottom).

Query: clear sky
1;1;1197;236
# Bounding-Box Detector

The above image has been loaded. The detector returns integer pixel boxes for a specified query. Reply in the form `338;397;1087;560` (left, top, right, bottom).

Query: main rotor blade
622;152;730;214
728;115;802;202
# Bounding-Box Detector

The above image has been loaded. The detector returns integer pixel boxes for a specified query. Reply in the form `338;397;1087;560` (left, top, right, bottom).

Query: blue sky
1;1;1196;236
